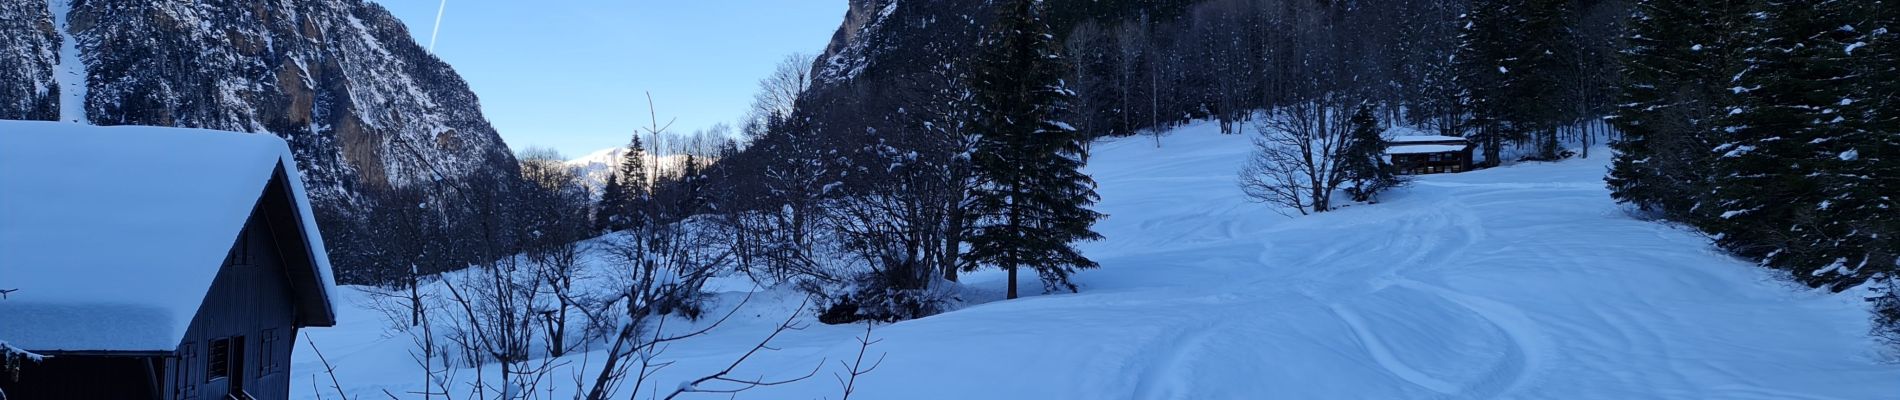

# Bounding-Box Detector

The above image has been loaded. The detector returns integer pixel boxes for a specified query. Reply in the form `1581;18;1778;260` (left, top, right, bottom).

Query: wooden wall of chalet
165;175;303;400
1391;147;1475;175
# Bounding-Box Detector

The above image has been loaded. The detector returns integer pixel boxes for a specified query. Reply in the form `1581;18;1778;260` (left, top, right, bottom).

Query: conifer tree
1606;0;1754;218
1799;0;1898;290
595;173;624;232
1340;105;1402;203
669;154;705;220
1415;45;1464;136
1454;0;1521;166
1797;0;1897;291
965;0;1105;300
1708;0;1873;290
1518;0;1582;160
1856;2;1899;292
598;135;651;231
1456;0;1581;164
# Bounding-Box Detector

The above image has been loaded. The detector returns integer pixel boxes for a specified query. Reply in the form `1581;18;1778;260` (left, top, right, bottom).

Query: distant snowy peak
565;147;691;192
567;146;630;169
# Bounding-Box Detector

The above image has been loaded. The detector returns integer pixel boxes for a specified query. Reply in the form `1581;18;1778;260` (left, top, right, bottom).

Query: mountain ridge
0;0;520;282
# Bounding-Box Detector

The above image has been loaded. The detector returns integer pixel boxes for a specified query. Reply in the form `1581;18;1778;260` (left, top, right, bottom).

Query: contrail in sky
428;0;447;51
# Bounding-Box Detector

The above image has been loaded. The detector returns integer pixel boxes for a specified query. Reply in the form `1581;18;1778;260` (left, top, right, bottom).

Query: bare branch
833;322;886;400
304;333;352;400
662;298;822;400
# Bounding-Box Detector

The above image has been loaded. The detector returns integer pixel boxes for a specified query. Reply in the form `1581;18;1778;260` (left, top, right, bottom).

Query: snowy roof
1386;144;1470;155
1388;135;1469;143
0;121;338;352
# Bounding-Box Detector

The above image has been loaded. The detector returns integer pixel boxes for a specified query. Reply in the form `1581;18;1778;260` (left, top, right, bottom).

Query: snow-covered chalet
0;121;338;400
1386;135;1475;175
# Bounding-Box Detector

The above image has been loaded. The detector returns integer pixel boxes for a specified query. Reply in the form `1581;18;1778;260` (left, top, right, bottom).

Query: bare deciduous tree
1239;98;1355;215
744;53;817;142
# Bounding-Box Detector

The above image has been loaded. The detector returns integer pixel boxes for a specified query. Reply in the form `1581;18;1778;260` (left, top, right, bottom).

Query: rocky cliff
0;0;521;281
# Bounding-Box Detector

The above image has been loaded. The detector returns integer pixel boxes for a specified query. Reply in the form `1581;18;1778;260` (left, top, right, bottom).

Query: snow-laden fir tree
965;0;1105;300
1516;0;1583;160
1857;2;1900;328
1456;0;1581;164
1707;0;1882;291
596;134;651;232
1454;0;1522;167
1340;105;1404;203
1609;0;1898;341
1794;0;1897;292
1606;0;1754;219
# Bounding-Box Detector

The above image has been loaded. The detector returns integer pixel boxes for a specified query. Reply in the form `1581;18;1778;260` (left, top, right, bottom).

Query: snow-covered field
294;122;1899;399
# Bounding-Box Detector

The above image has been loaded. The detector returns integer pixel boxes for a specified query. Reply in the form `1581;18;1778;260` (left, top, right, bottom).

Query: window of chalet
208;336;246;382
209;338;230;381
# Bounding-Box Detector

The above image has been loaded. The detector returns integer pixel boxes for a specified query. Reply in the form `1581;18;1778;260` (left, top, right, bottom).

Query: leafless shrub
1239;99;1355;215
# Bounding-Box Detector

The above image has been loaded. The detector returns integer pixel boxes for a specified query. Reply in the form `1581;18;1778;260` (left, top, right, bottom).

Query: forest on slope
694;0;1896;339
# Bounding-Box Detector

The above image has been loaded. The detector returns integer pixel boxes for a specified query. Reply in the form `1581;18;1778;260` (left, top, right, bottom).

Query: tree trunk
1006;175;1023;299
1485;127;1502;167
1151;54;1161;148
409;273;422;327
1006;265;1018;299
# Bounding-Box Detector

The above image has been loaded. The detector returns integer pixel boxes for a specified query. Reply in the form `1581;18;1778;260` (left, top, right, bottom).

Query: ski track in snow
1327;303;1463;395
48;0;87;124
293;122;1900;399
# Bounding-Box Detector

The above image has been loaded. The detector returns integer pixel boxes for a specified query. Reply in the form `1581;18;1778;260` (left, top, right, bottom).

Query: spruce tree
1708;0;1873;290
595;173;624;232
670;154;704;220
1803;0;1898;289
599;135;651;231
1340;105;1402;203
965;0;1105;300
1454;0;1521;166
1520;0;1582;160
1457;0;1581;164
1415;44;1464;136
1855;1;1900;290
1606;0;1754;218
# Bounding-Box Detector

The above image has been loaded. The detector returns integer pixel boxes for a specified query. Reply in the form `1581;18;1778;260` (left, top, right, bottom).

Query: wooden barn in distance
0;122;339;400
1386;135;1475;175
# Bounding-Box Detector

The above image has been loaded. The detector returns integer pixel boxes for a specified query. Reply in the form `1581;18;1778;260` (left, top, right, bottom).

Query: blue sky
373;0;847;158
